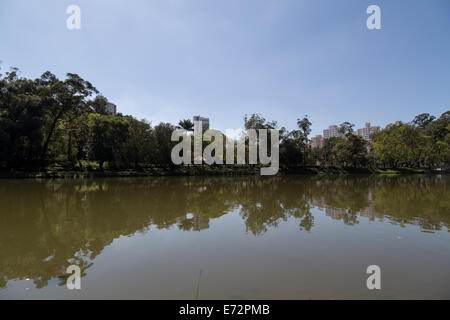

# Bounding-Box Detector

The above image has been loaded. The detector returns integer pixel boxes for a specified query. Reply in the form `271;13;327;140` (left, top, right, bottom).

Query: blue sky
1;0;449;135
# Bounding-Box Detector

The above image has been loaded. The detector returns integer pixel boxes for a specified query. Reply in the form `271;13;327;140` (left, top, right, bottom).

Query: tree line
307;113;449;168
243;111;449;169
0;68;176;169
1;68;448;170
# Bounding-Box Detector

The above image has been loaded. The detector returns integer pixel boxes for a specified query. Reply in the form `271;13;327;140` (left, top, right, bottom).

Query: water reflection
0;175;448;290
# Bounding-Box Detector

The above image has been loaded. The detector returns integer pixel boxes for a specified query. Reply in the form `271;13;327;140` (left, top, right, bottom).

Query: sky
0;0;449;136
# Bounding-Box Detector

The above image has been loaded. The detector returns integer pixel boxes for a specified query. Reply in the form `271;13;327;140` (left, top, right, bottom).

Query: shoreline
0;166;442;179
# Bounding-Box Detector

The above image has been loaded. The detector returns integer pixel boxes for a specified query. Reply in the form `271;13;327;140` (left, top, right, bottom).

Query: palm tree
177;119;194;132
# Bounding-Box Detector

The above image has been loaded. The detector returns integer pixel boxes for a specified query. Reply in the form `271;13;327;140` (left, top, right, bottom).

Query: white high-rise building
356;123;379;142
106;102;117;115
193;116;210;133
323;125;345;139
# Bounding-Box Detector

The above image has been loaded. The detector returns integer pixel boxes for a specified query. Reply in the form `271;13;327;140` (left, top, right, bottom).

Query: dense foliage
370;115;450;168
0;68;177;169
1;68;448;170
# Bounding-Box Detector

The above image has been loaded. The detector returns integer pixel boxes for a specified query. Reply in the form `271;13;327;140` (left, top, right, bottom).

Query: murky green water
0;175;449;299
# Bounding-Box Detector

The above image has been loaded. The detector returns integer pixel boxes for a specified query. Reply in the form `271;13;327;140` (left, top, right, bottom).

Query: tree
339;121;355;137
88;114;129;170
244;113;278;130
345;134;368;167
279;116;312;167
177;119;194;132
297;116;312;138
150;123;176;165
412;113;435;129
89;96;110;115
420;111;450;166
125;117;152;168
71;112;90;168
244;113;284;165
319;134;368;168
426;111;449;142
295;115;312;164
0;68;44;165
37;72;98;162
372;121;428;168
372;124;400;167
279;138;303;167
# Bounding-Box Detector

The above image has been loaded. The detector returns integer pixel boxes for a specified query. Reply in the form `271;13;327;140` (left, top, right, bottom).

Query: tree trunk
41;110;63;162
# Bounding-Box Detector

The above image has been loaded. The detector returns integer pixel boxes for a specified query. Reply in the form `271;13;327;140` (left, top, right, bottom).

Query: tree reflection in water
0;175;448;289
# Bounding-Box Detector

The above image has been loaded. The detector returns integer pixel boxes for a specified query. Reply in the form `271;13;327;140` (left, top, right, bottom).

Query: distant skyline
1;0;449;135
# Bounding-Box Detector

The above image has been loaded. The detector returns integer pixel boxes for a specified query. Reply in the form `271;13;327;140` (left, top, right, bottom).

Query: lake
0;175;449;299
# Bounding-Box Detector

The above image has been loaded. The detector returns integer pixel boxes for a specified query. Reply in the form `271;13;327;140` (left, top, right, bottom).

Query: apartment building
323;125;345;139
106;102;117;115
310;135;324;149
193;116;210;133
356;122;380;142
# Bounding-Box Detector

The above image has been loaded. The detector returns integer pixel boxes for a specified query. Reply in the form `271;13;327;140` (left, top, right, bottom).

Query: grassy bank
282;166;428;175
0;165;259;179
0;165;440;179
